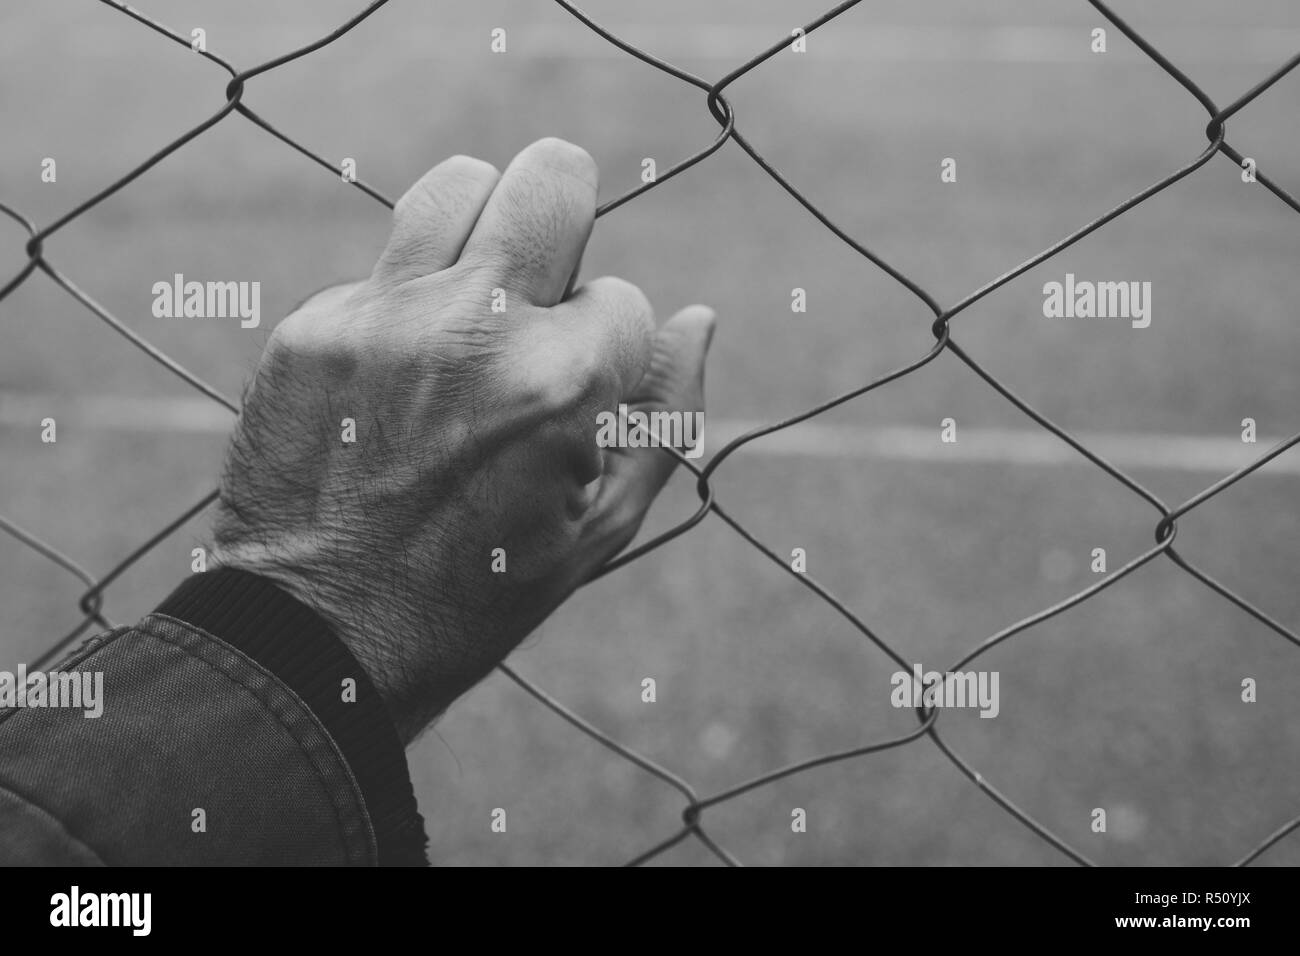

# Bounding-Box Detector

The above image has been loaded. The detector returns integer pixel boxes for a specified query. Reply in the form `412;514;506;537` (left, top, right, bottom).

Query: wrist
207;537;463;742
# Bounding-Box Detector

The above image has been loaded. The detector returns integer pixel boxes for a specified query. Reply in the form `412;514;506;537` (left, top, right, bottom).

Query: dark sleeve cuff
154;567;428;866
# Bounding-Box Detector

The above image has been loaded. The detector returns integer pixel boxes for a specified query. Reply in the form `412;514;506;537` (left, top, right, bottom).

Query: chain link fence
2;0;1298;866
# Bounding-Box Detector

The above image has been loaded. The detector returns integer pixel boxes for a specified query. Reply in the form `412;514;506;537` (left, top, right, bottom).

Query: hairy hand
209;138;714;741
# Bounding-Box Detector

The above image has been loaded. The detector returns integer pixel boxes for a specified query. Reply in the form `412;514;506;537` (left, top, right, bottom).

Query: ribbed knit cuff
154;568;428;866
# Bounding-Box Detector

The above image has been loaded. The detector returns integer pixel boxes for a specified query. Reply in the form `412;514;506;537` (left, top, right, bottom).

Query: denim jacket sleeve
0;568;428;866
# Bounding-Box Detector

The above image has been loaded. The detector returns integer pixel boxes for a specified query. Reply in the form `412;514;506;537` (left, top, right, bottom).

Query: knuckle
264;313;313;355
439;257;516;306
597;275;652;322
565;342;614;401
393;178;435;220
592;274;654;354
264;316;359;383
441;154;499;184
536;364;599;415
516;340;608;417
527;137;597;182
395;155;498;222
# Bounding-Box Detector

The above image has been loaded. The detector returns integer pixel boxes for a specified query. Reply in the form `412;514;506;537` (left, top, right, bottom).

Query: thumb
629;303;716;414
589;304;716;557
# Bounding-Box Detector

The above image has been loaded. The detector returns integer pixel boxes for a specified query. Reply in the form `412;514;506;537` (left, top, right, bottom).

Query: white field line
706;419;1299;476
2;392;1296;477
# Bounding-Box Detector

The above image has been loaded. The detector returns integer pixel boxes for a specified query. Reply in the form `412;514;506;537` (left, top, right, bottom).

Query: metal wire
1;0;1297;867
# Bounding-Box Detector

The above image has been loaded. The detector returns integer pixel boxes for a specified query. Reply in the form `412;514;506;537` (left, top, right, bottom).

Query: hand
209;138;715;742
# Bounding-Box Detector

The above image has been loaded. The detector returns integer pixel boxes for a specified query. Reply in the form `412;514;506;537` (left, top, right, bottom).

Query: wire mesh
2;0;1299;867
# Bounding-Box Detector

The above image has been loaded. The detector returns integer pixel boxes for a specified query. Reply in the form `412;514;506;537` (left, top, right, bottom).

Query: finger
459;137;598;308
598;304;716;529
549;276;656;401
625;304;715;412
371;155;500;286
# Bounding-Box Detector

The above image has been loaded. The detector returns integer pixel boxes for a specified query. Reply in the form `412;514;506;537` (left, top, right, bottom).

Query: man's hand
208;138;714;742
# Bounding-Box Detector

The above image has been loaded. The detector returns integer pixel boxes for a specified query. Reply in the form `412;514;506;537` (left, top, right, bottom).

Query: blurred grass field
2;0;1299;865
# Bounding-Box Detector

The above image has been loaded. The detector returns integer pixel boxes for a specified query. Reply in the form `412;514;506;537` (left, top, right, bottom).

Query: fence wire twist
2;0;1299;867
